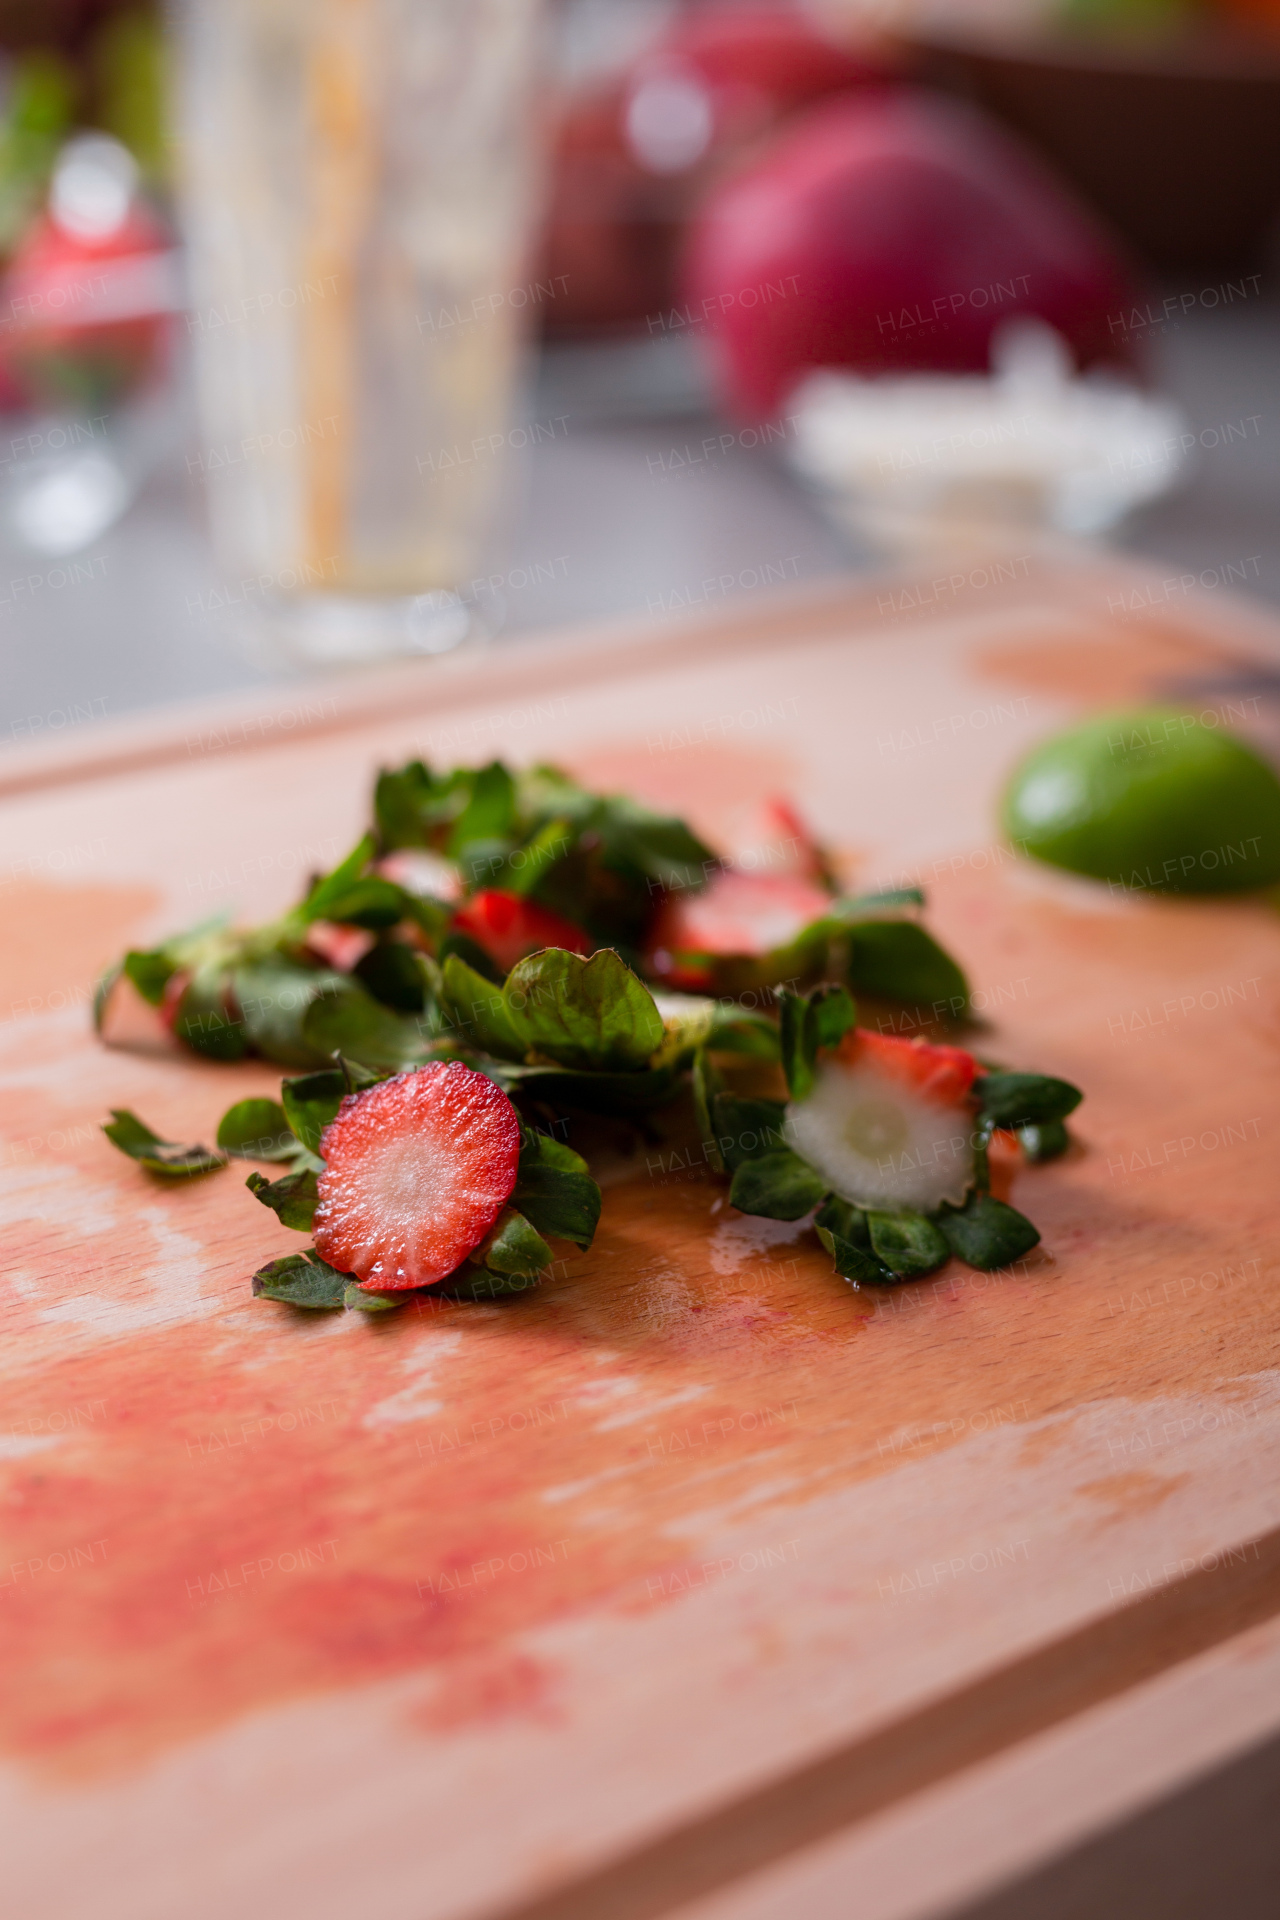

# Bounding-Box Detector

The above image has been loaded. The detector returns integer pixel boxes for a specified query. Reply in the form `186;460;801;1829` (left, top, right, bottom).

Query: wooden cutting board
2;550;1279;1920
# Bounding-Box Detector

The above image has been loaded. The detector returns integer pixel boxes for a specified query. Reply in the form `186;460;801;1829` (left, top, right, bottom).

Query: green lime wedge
1001;709;1280;894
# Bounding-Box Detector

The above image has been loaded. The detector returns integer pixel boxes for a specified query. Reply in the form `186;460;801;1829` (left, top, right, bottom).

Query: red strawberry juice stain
408;1651;565;1733
0;1173;1071;1781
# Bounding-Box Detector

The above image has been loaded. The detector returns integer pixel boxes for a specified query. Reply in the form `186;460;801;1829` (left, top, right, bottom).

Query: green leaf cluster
98;835;448;1071
99;758;1080;1318
374;758;716;953
438;945;709;1113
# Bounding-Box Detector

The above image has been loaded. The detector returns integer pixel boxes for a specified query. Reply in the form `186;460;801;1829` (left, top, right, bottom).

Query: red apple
541;8;889;335
681;89;1137;416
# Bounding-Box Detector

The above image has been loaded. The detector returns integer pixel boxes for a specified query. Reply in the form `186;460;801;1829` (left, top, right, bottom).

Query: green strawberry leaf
496;817;576;896
815;1196;895;1284
173;965;246;1062
596;799;716;892
343;1282;403;1312
313;876;407;930
102;1108;225;1178
970;1116;994;1195
485;1057;683;1115
122;946;176;1007
1018;1119;1071;1163
649;991;716;1059
830;888;926;915
692;1048;724;1172
93;960;122;1034
710;1006;782;1059
866;1209;950;1278
231;961;348;1069
395;891;453;946
374;760;470;850
448;761;516;862
511;1128;600;1249
644;993;781;1068
777;982;855;1100
353;940;430;1012
504;948;664;1071
280;1068;346;1155
438;931;505;984
729;1150;825;1221
664;919;831;1000
711;1094;788;1173
441;954;526;1059
246;1167;319;1232
296;836;376;922
301;979;434;1072
252;1249;349;1309
216;1099;297;1162
480;1206;554;1279
934;1192;1041;1270
846;921;969;1016
974;1072;1082;1128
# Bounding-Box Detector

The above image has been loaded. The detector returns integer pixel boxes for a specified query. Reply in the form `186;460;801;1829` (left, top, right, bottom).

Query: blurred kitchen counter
0;292;1277;741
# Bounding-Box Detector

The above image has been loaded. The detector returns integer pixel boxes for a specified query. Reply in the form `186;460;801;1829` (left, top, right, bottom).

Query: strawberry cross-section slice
313;1062;521;1289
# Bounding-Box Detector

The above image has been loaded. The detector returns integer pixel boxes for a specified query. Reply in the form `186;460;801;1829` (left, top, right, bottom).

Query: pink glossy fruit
540;7;886;334
682;89;1136;417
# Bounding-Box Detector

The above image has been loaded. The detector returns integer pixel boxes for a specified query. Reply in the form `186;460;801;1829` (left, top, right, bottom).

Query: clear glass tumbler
174;0;546;662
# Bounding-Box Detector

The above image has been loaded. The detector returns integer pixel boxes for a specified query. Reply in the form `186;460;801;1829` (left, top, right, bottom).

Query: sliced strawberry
304;921;376;972
450;890;592;975
720;795;828;884
313;1062;521;1289
835;1029;977;1106
647;869;831;988
784;1025;978;1212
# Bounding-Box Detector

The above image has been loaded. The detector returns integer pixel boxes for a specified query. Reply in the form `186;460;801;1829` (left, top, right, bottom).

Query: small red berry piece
450;889;592;974
835;1028;977;1106
313;1063;521;1289
647;870;830;986
304;921;376;972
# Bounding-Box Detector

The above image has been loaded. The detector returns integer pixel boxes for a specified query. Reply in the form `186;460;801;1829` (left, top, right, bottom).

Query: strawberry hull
783;1028;980;1213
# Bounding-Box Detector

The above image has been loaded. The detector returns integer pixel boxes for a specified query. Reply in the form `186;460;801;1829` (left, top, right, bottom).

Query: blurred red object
0;135;173;412
646;868;831;990
681;89;1137;418
541;6;890;335
1213;0;1280;29
450;891;593;974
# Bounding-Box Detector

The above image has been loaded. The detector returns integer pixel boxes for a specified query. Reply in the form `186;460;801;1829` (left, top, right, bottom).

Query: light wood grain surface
1;551;1278;1920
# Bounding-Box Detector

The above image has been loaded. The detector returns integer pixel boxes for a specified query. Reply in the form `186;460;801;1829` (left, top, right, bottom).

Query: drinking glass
175;0;547;662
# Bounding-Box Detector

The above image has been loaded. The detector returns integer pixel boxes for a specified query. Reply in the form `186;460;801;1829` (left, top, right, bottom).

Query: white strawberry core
783;1058;974;1212
340;1133;474;1283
